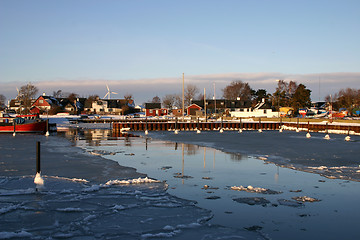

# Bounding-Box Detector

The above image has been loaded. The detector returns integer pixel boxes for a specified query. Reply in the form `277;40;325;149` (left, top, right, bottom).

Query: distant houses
6;93;138;115
85;98;137;115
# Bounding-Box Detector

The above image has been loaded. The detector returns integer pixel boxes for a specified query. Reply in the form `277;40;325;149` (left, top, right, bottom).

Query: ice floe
231;185;282;194
233;197;270;206
277;199;304;208
292;196;321;202
106;177;161;185
0;230;32;239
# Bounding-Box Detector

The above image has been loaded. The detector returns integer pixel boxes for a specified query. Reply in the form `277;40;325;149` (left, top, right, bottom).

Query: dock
112;119;360;134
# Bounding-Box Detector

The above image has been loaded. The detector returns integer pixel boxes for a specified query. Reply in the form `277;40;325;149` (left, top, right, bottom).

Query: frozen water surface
72;129;360;240
0;132;261;239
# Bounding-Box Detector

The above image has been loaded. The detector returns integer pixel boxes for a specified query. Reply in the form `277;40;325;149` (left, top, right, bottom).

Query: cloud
1;72;359;104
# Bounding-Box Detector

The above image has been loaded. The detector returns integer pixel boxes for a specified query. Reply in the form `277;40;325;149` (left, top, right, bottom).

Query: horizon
2;72;359;105
1;0;359;104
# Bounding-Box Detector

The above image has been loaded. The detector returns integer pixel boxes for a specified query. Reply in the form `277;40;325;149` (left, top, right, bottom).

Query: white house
230;99;278;118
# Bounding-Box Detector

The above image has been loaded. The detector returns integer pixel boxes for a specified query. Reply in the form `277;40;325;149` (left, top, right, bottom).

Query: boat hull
0;121;47;133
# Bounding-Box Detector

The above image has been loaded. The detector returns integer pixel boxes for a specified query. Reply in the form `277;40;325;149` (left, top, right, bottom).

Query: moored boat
0;113;48;133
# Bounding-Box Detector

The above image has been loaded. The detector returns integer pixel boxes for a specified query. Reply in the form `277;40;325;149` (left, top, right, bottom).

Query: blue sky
1;0;359;103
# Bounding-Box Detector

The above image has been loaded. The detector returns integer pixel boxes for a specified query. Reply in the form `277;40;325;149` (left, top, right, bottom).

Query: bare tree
171;94;182;109
151;96;161;103
162;94;176;109
124;93;133;101
0;94;6;106
184;84;199;106
67;93;79;103
222;80;252;101
327;88;360;115
52;90;63;98
18;83;38;113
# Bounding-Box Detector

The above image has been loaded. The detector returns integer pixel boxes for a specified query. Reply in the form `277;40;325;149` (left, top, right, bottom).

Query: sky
0;0;359;104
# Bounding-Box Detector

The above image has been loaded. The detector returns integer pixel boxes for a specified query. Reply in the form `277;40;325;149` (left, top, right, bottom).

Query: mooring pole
258;118;263;132
307;121;310;132
297;118;299;129
36;141;41;174
326;122;328;134
13;120;16;136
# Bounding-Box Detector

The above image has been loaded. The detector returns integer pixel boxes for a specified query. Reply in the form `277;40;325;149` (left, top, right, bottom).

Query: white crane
103;84;118;99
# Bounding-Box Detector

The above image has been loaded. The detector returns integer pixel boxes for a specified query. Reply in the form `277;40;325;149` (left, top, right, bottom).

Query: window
39;100;43;103
149;110;153;113
264;110;267;114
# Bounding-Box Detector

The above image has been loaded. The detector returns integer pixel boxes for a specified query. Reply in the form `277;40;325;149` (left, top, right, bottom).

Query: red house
187;104;202;116
145;103;168;117
31;95;60;112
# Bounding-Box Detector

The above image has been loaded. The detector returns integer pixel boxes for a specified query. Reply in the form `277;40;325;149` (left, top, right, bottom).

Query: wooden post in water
258;118;262;132
296;118;300;132
13;120;16;136
306;121;311;138
36;141;41;174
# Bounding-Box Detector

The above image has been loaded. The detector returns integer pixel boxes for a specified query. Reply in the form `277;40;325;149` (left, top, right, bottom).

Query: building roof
192;99;252;109
145;102;161;109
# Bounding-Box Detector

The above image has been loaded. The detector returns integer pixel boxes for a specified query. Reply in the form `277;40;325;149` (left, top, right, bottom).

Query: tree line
1;81;359;116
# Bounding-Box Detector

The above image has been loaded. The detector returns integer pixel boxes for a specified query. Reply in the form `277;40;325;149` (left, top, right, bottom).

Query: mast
213;82;216;115
182;73;185;121
204;88;206;120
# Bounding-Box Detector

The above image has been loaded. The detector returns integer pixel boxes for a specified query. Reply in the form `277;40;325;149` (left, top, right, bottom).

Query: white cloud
1;72;359;104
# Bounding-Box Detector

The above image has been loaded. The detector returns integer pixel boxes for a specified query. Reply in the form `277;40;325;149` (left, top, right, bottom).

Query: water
0;132;260;239
75;129;360;240
1;128;360;239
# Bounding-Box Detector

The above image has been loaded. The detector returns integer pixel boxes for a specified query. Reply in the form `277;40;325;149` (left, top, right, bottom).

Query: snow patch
34;172;44;186
231;185;282;194
106;177;160;185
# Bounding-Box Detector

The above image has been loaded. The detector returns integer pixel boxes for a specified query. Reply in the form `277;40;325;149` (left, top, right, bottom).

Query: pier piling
36;141;41;174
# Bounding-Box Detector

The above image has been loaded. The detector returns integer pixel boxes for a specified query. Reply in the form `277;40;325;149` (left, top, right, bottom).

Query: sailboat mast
182;73;185;121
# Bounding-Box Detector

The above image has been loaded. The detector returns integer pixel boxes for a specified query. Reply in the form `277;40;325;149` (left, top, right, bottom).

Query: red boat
0;113;48;133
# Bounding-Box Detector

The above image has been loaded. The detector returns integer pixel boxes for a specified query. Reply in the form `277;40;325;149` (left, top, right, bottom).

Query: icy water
1;127;360;240
0;132;260;240
74;129;360;240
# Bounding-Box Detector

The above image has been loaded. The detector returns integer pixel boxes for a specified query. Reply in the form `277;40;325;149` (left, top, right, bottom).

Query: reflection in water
275;166;279;183
229;152;247;161
164;142;199;155
204;148;206;169
213;149;215;169
59;128;138;146
182;143;185;184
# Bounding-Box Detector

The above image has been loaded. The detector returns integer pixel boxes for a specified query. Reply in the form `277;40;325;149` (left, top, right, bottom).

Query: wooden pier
112;119;360;134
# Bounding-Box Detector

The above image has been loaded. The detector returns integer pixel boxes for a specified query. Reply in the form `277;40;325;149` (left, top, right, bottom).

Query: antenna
318;76;321;102
103;84;118;99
